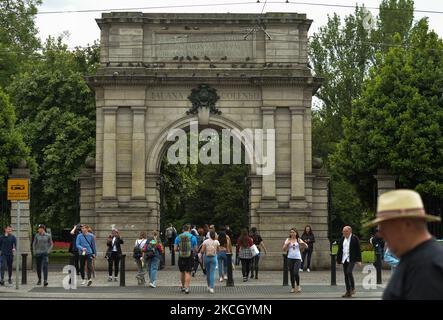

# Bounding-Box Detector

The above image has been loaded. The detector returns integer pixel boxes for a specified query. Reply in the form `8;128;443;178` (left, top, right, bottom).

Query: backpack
205;240;217;257
178;234;192;258
133;240;144;260
166;227;174;239
143;240;157;259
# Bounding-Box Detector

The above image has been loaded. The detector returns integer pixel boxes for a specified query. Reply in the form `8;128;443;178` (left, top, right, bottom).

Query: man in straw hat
364;189;443;299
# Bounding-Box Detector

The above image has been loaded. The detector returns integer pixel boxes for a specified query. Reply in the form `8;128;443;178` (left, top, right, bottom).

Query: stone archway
81;12;330;270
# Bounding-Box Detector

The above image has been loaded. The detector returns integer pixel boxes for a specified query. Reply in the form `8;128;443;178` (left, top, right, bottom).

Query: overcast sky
35;0;443;49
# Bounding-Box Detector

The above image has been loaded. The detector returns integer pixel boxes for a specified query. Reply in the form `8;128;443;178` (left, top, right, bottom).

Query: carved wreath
187;84;221;115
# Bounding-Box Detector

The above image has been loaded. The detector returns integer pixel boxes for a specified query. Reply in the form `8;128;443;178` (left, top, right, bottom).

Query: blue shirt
0;234;16;256
76;233;97;256
174;232;197;253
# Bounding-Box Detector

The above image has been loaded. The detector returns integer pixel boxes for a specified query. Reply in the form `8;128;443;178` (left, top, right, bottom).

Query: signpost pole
16;200;20;290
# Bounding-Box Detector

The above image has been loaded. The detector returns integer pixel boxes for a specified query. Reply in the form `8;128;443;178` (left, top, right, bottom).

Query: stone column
102;106;118;199
290;106;305;202
131;106;146;199
10;167;31;255
374;169;396;196
260;106;277;208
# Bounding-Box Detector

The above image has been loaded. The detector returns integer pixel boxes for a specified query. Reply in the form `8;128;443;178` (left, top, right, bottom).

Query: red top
237;237;253;250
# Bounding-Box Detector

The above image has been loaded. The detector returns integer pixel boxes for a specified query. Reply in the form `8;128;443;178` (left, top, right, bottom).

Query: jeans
108;252;120;277
145;254;160;284
240;258;251;278
204;255;217;289
0;255;13;281
300;248;312;270
35;253;49;282
79;254;93;280
288;258;301;288
217;251;228;278
343;261;356;292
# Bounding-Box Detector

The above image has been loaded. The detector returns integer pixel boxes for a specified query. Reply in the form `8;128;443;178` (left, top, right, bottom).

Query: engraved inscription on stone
148;90;261;101
153;33;254;59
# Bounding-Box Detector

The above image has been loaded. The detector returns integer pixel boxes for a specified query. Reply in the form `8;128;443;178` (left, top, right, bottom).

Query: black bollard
226;253;235;287
282;254;289;286
171;248;175;266
120;254;126;287
330;253;337;286
376;253;382;284
21;253;27;285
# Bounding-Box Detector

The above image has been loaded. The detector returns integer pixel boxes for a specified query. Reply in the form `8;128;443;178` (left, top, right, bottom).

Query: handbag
250;244;259;257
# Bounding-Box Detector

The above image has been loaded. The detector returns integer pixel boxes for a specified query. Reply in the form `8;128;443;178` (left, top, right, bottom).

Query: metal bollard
171;248;175;266
282;254;289;286
226;253;234;287
376;253;382;284
120;254;126;287
21;253;28;285
330;253;337;286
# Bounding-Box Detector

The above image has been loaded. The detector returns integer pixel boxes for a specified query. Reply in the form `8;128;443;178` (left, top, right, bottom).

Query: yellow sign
7;179;29;201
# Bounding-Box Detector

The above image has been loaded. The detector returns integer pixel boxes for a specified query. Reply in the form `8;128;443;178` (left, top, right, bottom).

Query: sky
35;0;443;49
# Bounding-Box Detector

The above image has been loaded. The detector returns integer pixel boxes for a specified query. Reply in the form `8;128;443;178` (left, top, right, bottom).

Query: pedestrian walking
283;228;308;293
68;224;82;275
364;189;443;299
86;225;97;278
144;230;163;288
76;225;97;287
369;228;385;270
300;225;315;272
250;227;267;279
134;231;147;285
0;226;16;286
32;224;53;286
200;230;220;293
174;224;198;294
336;226;362;298
165;224;177;253
217;227;232;282
192;226;206;277
106;228;123;282
236;228;254;282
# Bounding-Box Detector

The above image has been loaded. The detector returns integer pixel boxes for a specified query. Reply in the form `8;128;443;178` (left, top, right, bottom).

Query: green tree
7;36;98;231
332;19;443;206
0;0;42;87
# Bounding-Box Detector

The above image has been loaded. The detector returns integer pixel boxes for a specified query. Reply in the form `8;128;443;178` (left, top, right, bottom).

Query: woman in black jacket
300;225;315;272
106;228;124;281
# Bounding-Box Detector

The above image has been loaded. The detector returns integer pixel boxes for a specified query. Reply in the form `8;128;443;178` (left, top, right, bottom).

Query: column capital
131;106;146;114
102;106;118;114
289;106;305;115
261;106;276;115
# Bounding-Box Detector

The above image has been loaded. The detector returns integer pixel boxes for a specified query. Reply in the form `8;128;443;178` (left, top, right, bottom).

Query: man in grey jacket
32;224;53;286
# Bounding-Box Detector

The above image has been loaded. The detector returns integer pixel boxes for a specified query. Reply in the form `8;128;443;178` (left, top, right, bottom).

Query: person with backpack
216;227;232;282
174;224;198;294
200;230;220;293
76;225;97;286
32;224;53;286
165;224;177;253
283;228;308;293
106;228;124;282
144;230;163;288
134;231;147;285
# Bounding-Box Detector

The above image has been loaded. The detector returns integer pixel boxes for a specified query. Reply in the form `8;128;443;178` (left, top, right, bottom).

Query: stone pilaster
131;106;146;199
102;106;118;199
374;169;396;196
259;106;277;209
290;106;306;207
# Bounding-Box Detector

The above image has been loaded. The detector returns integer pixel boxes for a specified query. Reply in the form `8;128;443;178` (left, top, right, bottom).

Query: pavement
0;261;390;300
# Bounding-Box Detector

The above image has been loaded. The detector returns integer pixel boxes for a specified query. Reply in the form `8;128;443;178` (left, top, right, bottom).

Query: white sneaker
149;282;156;288
219;277;224;282
307;268;311;272
224;275;228;280
296;286;302;293
299;269;303;272
81;280;87;286
209;288;214;294
107;276;113;282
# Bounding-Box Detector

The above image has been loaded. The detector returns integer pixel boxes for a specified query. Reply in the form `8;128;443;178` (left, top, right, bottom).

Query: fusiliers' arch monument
81;12;329;269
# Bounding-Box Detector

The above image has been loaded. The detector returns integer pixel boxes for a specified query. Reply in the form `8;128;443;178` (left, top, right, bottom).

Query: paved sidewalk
0;263;390;300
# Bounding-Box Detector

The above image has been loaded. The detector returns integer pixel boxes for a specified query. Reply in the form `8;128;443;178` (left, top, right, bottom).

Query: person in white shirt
282;228;308;293
200;231;220;293
134;232;147;285
336;226;362;298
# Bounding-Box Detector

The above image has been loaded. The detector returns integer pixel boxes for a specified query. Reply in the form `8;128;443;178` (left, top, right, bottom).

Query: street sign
7;179;29;201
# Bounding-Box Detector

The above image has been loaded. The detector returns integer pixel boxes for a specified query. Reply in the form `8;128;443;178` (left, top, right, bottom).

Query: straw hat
364;189;441;227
